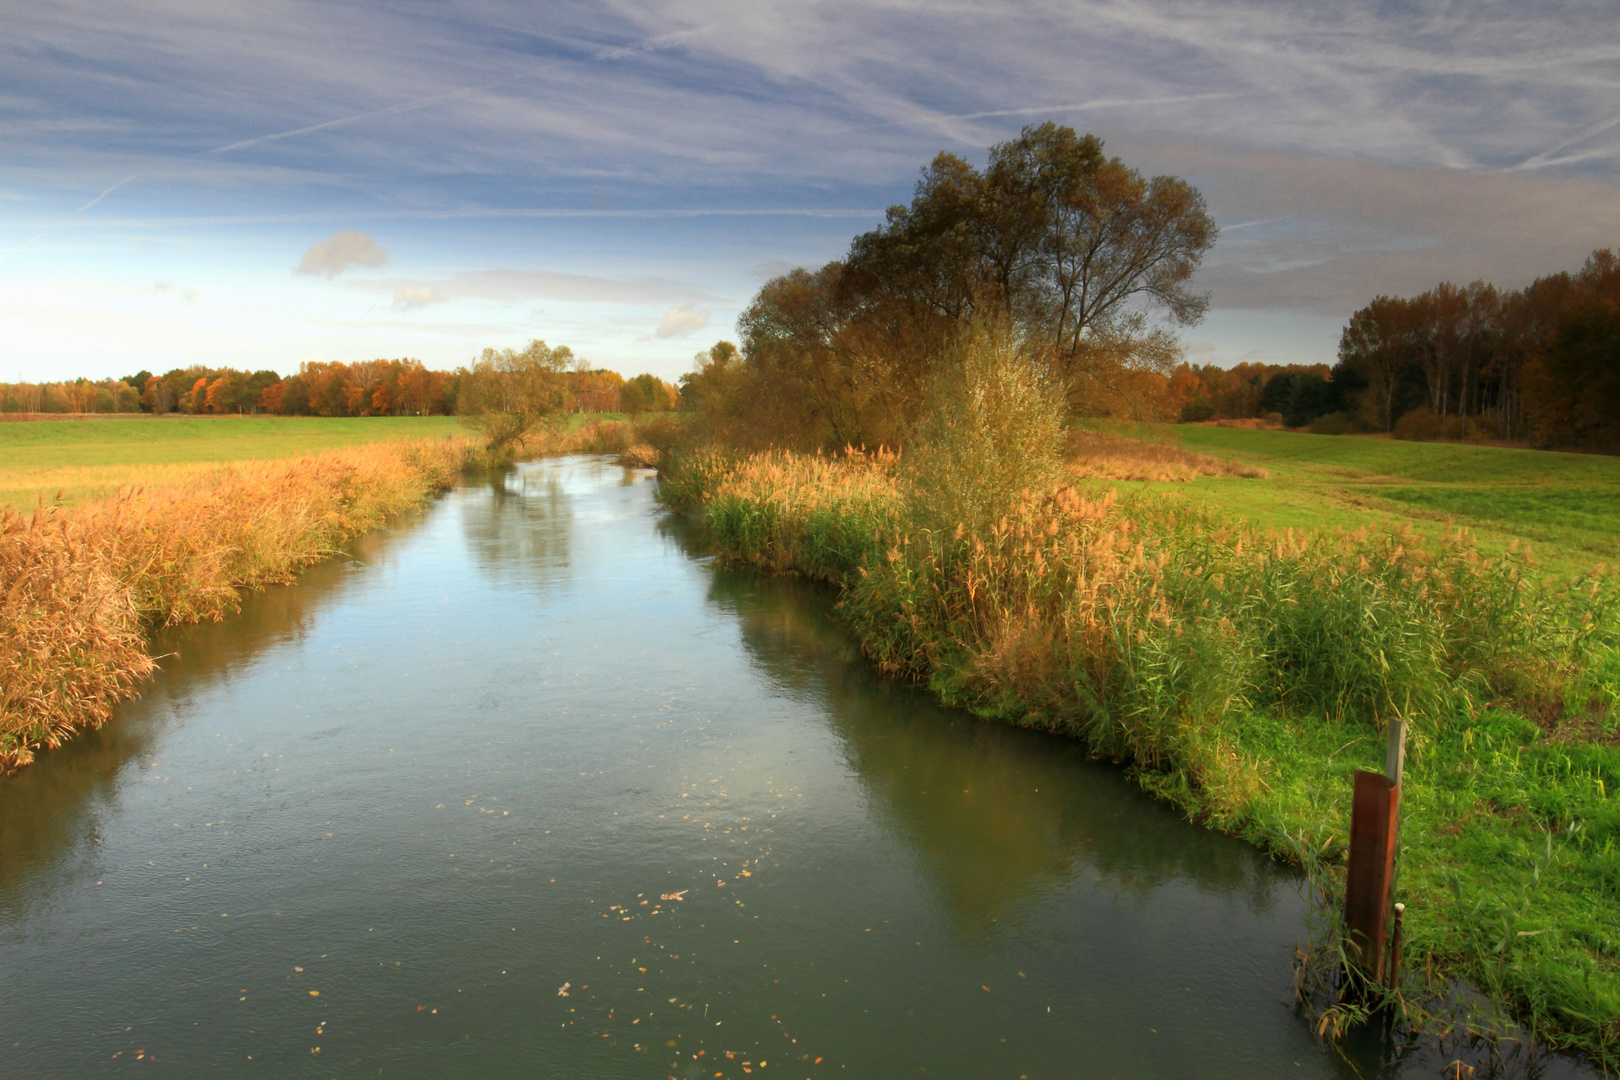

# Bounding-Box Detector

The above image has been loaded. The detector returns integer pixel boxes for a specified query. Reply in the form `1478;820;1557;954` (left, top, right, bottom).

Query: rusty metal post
1344;768;1401;976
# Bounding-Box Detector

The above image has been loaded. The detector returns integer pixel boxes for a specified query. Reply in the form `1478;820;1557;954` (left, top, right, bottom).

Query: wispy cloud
362;268;721;308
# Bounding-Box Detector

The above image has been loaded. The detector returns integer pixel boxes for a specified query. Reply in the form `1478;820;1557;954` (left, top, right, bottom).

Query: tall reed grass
1065;427;1268;481
0;438;470;771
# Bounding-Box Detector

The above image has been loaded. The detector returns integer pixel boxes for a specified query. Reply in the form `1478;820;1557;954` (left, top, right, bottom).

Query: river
0;458;1588;1078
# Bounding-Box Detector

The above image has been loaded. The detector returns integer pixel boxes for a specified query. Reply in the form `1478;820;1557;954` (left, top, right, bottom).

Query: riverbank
0;438;472;771
659;445;1620;1064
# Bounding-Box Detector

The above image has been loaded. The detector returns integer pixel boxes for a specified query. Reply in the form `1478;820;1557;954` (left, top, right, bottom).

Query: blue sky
4;1;1619;382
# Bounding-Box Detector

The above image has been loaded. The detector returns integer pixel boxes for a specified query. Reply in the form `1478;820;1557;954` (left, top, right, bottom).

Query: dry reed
1065;428;1267;481
0;438;470;772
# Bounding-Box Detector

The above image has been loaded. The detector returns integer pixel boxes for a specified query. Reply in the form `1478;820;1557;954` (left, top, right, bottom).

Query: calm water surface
0;459;1588;1078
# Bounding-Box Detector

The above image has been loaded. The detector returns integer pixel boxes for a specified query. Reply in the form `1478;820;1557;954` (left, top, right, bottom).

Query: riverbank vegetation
659;403;1620;1064
0;438;471;772
646;124;1620;1063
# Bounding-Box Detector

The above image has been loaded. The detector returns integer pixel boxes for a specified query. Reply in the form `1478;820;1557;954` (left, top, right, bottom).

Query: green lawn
0;415;466;508
1102;424;1620;578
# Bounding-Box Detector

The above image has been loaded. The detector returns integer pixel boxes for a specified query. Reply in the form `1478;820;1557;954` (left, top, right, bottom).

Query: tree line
1331;249;1620;449
2;355;679;419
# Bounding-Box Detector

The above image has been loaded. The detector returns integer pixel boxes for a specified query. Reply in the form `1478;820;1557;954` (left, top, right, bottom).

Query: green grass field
0;415;470;508
1096;423;1620;579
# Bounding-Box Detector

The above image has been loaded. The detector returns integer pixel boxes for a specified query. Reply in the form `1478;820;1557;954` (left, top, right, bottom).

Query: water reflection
459;466;572;589
704;564;1290;935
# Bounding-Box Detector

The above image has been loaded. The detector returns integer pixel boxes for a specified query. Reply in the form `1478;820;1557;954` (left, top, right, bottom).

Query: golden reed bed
1065;428;1267;481
0;439;469;772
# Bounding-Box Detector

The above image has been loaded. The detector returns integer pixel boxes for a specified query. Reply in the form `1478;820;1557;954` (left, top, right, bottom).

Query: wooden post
1344;769;1401;976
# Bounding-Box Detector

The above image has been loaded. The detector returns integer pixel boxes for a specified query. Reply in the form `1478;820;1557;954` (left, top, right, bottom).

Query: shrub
906;323;1067;537
1307;411;1355;435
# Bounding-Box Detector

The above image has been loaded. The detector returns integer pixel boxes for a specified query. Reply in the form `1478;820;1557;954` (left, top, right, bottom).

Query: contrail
77;174;140;213
0;231;51;268
881;92;1239;128
203;87;474;156
947;92;1238;121
7;87;476;263
1511;112;1620;171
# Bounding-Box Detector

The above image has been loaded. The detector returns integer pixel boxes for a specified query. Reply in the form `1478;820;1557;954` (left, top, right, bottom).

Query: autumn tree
728;124;1217;448
620;373;676;415
457;339;576;454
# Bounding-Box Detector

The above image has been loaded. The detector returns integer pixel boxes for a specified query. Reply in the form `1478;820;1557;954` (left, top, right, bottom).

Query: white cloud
655;304;709;338
391;285;444;311
153;280;199;303
295;230;388;279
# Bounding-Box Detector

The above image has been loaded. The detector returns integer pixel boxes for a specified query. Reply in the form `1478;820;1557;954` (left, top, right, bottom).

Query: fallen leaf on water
660;891;687;901
557;982;571;997
309;990;320;996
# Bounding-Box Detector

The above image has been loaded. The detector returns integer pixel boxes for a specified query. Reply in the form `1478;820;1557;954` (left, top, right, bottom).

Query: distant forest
1175;248;1620;452
0;357;679;420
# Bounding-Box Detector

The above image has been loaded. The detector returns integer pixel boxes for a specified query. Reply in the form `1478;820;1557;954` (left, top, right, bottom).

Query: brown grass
1065;428;1268;481
0;438;470;772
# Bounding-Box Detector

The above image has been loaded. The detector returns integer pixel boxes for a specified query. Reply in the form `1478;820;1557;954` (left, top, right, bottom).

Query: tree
140;375;173;414
620;373;675;415
1336;296;1414;431
457;339;575;454
730;124;1217;449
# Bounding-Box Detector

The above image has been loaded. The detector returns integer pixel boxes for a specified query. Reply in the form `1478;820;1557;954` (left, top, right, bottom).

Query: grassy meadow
660;427;1620;1063
1093;423;1620;578
0;414;466;508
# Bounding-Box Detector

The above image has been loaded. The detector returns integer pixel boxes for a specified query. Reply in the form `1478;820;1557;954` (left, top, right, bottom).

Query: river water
0;458;1588;1078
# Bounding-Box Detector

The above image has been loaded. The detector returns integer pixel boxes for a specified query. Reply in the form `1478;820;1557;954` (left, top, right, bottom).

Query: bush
906;323;1067;537
1394;407;1470;442
1179;397;1216;422
1307;411;1355;435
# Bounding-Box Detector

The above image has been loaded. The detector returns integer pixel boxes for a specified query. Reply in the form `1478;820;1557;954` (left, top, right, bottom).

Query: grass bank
661;443;1620;1064
0;437;471;771
1087;422;1620;579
